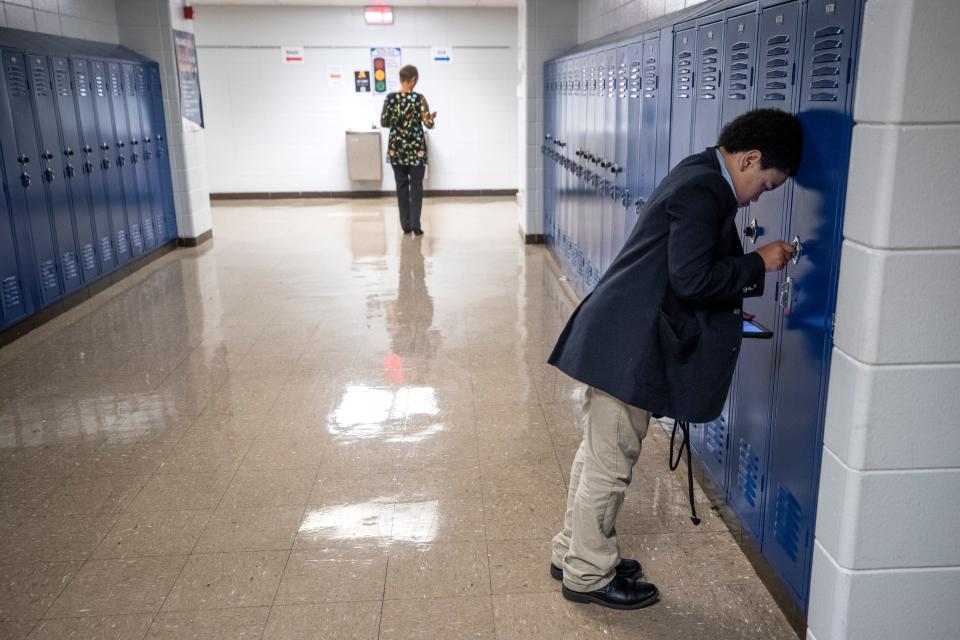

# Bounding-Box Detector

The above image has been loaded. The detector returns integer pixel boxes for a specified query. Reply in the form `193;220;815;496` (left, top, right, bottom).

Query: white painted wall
0;0;119;43
808;1;960;638
577;0;708;43
193;5;518;194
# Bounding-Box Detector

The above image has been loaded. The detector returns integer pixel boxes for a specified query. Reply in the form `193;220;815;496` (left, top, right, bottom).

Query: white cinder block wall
517;0;578;238
577;0;708;43
193;6;518;195
808;0;960;638
0;0;120;43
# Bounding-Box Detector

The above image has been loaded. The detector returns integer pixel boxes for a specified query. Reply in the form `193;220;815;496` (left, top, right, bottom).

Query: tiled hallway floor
0;198;797;639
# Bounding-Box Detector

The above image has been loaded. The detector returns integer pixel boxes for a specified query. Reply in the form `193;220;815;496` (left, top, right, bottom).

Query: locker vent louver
617;63;627;99
5;59;27;97
155;215;165;240
704;417;726;464
764;33;791;101
99;236;113;263
31;61;51;97
81;244;96;271
110;70;121;97
736;438;760;507
144;220;155;245
61;252;78;281
131;224;143;248
76;70;89;97
137;68;148;96
727;39;752;101
643;55;657;99
675;50;692;98
94;72;106;97
40;260;57;290
126;72;136;97
116;229;128;255
808;23;844;101
54;67;70;97
1;276;21;310
700;45;718;99
774;484;802;561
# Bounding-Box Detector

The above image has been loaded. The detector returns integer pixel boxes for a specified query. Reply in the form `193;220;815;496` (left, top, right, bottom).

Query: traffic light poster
370;47;402;94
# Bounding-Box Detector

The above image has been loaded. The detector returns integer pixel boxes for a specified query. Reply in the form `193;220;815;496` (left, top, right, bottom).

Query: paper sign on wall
328;65;344;87
431;46;452;64
282;46;304;65
354;71;371;93
370;46;401;94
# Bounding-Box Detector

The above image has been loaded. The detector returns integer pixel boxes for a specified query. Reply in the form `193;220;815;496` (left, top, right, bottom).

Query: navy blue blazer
548;148;766;422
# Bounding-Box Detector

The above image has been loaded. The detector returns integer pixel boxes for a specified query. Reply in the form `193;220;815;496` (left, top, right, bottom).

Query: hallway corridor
0;198;796;639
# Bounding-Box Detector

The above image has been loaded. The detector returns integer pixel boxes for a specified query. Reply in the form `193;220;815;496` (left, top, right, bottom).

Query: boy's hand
755;240;795;272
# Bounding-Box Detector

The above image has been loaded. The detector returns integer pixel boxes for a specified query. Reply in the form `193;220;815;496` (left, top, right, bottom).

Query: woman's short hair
399;65;419;83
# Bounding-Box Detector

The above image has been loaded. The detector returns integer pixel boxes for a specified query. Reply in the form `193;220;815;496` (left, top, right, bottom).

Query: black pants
392;164;425;233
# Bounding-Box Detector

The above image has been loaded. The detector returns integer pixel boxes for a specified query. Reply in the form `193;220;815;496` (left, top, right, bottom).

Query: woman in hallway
380;65;437;236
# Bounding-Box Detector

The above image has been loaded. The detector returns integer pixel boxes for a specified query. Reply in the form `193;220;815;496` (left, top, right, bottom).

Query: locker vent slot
75;70;89;97
767;35;789;45
116;229;128;255
40;260;57;290
110;70;122;97
774;484;802;561
155;215;165;239
31;61;51;97
61;252;78;281
144;220;155;245
704;417;726;464
815;25;843;37
137;68;148;95
99;236;113;263
764;31;792;101
54;67;70;96
1;276;21;310
727;34;752;100
94;72;106;97
131;224;143;248
81;244;96;271
5;59;28;97
737;438;759;508
808;21;845;102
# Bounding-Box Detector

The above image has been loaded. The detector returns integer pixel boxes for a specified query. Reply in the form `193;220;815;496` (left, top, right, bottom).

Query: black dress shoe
561;575;659;610
412;229;424;237
549;558;642;582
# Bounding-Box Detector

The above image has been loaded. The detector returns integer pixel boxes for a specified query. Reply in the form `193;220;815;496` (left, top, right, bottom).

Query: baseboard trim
0;239;178;349
524;232;546;245
210;189;518;200
178;229;214;247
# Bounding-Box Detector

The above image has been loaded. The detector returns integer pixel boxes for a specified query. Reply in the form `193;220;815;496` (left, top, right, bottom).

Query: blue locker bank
0;27;177;334
542;0;863;614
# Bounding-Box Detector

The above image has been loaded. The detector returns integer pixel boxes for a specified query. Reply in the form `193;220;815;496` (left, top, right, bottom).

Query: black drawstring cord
669;419;702;526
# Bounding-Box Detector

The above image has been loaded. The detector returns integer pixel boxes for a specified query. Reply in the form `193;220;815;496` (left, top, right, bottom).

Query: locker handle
42;151;53;160
64;148;74;157
144;137;151;143
621;189;631;208
84;161;94;174
66;165;76;178
102;158;111;170
16;154;29;164
131;140;139;145
145;150;151;161
20;173;31;188
43;168;55;183
83;145;92;153
743;218;759;243
117;141;125;148
101;143;110;150
117;156;126;167
778;277;793;314
790;235;802;264
635;198;646;216
131;153;139;164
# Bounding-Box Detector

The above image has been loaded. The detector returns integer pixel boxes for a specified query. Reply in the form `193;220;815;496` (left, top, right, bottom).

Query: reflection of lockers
0;28;177;332
542;0;863;612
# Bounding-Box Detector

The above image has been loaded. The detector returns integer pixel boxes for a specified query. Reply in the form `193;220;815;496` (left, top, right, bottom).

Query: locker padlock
20;172;31;188
117;156;125;167
64;148;74;157
743;218;759;244
635;198;646;215
43;168;54;183
790;235;802;264
778;277;794;314
42;150;53;160
610;185;619;200
102;158;111;170
621;189;632;208
66;165;76;178
16;154;29;164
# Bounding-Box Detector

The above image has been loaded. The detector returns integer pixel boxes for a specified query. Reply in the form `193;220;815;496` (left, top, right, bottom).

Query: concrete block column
116;0;212;243
808;1;960;638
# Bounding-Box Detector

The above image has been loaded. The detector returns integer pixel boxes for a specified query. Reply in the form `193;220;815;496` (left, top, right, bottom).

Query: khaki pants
551;386;651;592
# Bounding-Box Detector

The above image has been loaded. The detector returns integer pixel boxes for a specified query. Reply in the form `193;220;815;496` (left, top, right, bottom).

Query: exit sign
365;5;394;25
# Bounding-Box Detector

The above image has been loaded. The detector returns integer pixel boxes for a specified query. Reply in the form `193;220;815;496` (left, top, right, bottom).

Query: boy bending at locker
548;108;803;610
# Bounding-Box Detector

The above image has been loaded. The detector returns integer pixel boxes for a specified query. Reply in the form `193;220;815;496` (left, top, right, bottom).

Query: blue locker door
691;17;724;153
107;62;143;257
582;56;599;291
636;36;659;224
137;64;166;246
1;50;62;306
71;58;116;273
610;47;629;260
574;59;587;283
0;143;30;327
542;67;552;244
668;25;696;168
729;0;800;544
27;53;82;295
654;30;674;185
148;64;176;242
623;43;643;239
557;64;568;268
123;63;155;250
763;0;861;607
91;60;131;265
721;7;759;127
599;49;618;277
50;56;98;284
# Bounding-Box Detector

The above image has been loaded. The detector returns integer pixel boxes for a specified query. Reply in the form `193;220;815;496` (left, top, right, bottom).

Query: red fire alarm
183;5;194;20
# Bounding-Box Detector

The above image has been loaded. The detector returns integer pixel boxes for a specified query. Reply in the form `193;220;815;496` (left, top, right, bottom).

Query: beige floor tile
479;462;567;498
397;462;481;500
127;473;234;512
488;539;558;595
221;469;316;508
0;515;119;562
261;602;381;640
26;614;153;640
92;511;213;559
296;500;394;549
391;498;486;543
146;607;270;640
379;596;495;640
384;541;490;600
34;475;151;516
0;620;35;639
483;494;566;541
161;551;288;611
308;465;399;505
0;561;83;621
72;444;174;477
0;478;65;512
240;437;326;470
181;413;266;441
194;506;303;552
275;547;388;604
491;592;611;640
0;448;82;479
45;556;187;618
157;438;252;474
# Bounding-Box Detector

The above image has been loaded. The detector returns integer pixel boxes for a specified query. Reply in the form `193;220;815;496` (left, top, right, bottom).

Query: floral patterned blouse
380;91;432;166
